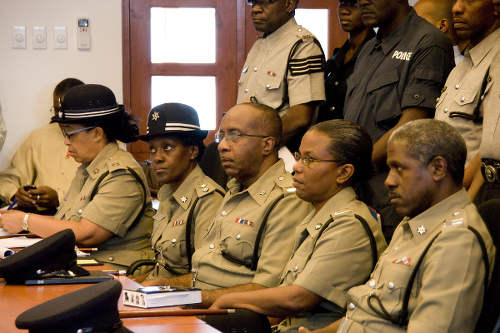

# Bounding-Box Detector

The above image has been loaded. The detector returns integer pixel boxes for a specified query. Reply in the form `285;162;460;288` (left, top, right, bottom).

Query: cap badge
151;112;160;121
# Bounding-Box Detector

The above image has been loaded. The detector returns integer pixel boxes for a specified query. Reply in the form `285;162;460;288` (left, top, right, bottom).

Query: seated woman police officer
0;84;154;270
134;103;224;282
210;120;387;332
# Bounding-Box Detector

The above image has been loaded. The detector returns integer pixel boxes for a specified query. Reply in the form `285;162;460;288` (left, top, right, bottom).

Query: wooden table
0;274;220;332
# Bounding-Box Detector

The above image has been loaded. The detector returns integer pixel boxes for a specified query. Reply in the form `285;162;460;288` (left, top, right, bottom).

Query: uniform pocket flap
367;70;400;93
453;89;478;106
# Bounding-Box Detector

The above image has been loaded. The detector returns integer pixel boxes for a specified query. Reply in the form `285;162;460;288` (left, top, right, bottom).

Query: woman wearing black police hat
133;103;225;283
0;84;154;270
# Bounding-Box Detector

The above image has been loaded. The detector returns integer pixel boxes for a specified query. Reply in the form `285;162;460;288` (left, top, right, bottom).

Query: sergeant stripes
289;55;324;77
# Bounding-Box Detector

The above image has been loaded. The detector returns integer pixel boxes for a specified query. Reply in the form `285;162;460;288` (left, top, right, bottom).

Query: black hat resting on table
16;280;132;333
0;229;76;284
139;102;208;141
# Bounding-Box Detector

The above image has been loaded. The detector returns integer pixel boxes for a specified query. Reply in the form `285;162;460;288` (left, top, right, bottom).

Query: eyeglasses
339;0;360;8
247;0;279;6
61;126;95;139
294;152;341;167
215;130;269;143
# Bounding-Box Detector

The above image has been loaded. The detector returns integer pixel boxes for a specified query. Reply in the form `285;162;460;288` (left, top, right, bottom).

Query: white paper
0;237;42;248
0;228;15;237
0;247;15;259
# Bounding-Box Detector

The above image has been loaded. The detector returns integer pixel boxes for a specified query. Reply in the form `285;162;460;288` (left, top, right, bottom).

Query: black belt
481;159;500;184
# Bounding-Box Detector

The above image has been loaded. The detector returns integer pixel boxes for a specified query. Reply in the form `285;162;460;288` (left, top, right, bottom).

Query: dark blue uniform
344;9;454;142
343;9;455;241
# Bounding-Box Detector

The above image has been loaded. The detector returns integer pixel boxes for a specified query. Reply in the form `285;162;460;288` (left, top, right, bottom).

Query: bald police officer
238;0;325;151
301;119;495;333
142;102;312;308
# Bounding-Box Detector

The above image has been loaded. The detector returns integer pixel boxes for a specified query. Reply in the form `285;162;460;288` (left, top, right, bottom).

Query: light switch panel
33;26;47;49
12;26;26;49
54;26;67;49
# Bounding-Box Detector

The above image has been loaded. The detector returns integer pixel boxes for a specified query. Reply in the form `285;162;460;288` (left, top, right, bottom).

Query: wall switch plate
12;26;26;49
54;26;67;49
33;26;47;49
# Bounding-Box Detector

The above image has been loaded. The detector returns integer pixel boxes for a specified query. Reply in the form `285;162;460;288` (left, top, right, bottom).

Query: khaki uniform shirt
435;28;500;164
339;189;495;333
237;18;325;111
147;165;224;278
0;123;79;204
192;160;313;290
276;187;387;332
55;142;154;268
480;47;500;160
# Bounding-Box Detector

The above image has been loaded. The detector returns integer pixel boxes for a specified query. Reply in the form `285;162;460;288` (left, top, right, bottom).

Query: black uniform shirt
343;9;454;141
319;29;375;122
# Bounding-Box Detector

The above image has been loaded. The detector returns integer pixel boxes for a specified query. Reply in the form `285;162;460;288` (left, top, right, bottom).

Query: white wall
0;0;123;170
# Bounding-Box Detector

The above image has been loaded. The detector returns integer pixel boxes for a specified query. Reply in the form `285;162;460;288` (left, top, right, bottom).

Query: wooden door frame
122;0;346;160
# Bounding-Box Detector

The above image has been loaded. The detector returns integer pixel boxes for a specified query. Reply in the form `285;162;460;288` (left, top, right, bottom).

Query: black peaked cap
16;280;132;333
139;102;207;141
51;84;124;123
0;229;76;284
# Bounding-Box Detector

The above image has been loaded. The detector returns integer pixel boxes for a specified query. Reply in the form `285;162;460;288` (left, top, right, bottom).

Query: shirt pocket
156;222;189;271
219;225;258;268
374;264;412;316
448;89;479;120
256;65;287;107
366;69;401;131
280;253;307;285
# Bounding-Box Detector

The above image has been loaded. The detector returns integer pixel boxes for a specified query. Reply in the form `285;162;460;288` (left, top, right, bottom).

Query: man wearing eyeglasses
343;0;455;242
143;102;312;308
237;0;325;152
0;78;82;213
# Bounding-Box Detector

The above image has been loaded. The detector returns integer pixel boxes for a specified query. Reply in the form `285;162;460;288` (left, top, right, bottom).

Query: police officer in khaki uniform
434;0;500;199
143;102;312;308
134;103;224;280
0;84;154;270
477;49;500;203
0;78;82;212
239;0;325;150
300;119;495;333
210;120;387;333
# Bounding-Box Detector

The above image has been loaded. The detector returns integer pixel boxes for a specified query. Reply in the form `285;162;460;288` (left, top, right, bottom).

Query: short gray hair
388;119;466;185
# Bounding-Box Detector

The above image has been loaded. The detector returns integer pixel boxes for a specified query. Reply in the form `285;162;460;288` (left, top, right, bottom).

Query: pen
78;247;99;252
7;199;18;210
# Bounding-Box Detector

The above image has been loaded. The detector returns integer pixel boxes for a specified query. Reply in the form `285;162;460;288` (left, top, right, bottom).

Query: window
123;0;345;161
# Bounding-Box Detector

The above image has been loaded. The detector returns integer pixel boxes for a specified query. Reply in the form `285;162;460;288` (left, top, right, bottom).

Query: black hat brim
139;129;208;142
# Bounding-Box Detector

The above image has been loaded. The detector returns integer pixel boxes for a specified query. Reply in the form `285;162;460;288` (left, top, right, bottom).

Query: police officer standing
238;0;325;151
434;0;500;202
318;0;374;122
343;0;455;240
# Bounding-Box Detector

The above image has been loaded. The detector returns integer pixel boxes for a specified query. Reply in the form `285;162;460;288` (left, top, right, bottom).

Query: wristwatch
22;213;30;232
